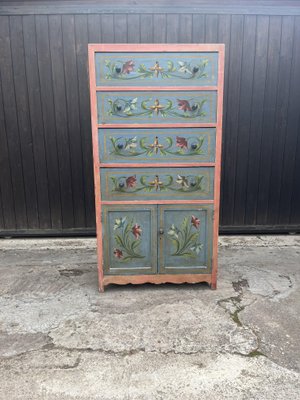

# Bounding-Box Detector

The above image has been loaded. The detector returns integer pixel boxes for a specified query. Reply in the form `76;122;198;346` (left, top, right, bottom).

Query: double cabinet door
102;204;213;275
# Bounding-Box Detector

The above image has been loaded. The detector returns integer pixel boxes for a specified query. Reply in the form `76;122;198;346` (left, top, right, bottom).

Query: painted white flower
124;98;138;113
178;61;192;74
190;244;203;254
114;217;127;230
176;175;189;188
168;224;179;239
125;137;137;150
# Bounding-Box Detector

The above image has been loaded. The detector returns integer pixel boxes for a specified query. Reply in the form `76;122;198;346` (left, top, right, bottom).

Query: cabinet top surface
89;43;225;52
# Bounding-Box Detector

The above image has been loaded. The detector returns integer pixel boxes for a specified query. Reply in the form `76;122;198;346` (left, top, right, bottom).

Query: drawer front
97;91;217;125
100;167;214;201
158;204;213;274
95;52;218;87
102;205;157;275
99;128;216;164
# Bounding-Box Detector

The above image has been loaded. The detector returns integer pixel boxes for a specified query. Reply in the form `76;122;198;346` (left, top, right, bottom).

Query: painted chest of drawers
88;44;224;292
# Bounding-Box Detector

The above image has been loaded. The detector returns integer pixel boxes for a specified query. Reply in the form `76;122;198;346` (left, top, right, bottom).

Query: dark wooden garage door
0;0;300;235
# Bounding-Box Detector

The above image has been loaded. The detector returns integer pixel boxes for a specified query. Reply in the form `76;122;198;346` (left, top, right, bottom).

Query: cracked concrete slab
49;298;258;356
1;351;300;400
0;236;300;399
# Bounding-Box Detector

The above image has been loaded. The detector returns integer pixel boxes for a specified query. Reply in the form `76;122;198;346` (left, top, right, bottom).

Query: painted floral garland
104;59;208;80
111;174;204;193
109;135;205;157
107;97;206;119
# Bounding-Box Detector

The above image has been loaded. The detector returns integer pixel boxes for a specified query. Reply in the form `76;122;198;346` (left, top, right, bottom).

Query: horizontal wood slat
1;2;300;16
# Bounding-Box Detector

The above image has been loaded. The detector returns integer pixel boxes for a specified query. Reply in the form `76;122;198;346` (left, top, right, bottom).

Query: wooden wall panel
0;16;28;229
48;15;74;229
10;15;39;229
0;2;300;235
221;15;244;226
256;15;282;227
35;14;62;229
77;14;95;228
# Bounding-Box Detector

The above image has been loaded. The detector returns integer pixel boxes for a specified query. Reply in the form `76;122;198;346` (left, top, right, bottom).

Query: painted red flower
126;175;137;188
132;224;142;239
176;136;188;149
122;60;135;74
113;248;123;258
191;215;200;229
177;99;192;112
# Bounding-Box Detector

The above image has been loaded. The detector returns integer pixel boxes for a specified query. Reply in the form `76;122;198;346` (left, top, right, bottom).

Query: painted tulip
122;60;135;74
113;248;123;258
177;99;192;112
191;215;200;229
126;175;137;188
132;224;142;239
176;136;188;149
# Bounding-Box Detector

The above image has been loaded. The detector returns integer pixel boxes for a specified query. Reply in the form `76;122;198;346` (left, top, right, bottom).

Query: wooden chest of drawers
88;44;224;292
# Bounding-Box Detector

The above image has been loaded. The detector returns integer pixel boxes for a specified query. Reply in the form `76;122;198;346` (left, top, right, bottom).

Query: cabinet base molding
101;274;215;292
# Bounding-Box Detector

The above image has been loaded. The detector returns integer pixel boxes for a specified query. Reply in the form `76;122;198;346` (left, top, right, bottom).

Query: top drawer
95;52;218;87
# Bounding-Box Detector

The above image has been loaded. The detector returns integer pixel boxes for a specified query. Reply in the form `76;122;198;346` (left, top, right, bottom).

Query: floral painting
113;217;144;261
104;58;208;81
110;173;204;194
167;215;203;258
107;97;207;119
109;135;205;157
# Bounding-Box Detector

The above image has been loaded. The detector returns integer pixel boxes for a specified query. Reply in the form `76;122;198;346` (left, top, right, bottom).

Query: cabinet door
102;205;157;275
158;204;213;274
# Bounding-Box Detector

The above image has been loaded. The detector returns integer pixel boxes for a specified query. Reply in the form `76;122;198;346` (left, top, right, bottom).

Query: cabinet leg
99;282;105;293
210;281;217;290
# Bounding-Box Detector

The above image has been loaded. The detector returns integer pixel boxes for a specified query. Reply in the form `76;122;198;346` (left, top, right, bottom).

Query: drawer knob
159;228;164;235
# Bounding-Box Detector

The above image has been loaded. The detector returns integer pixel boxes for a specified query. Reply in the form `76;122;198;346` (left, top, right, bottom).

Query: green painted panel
100;167;214;201
158;204;213;274
99;127;216;163
95;52;218;86
102;205;157;275
97;91;217;124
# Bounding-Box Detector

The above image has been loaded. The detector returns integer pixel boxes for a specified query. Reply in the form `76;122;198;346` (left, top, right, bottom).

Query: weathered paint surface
97;91;217;124
159;204;213;274
100;167;214;201
89;43;224;290
98;128;216;164
95;51;218;86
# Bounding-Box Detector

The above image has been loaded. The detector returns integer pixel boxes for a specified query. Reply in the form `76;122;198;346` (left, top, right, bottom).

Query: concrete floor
0;236;300;400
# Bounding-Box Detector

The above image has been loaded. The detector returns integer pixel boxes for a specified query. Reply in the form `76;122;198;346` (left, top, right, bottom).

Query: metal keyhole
159;228;164;234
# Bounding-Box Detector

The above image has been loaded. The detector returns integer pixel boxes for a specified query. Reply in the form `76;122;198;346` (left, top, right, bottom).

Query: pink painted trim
211;44;225;289
101;200;215;205
88;45;104;292
97;123;217;129
96;86;218;92
99;162;215;168
88;43;225;52
103;274;212;288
